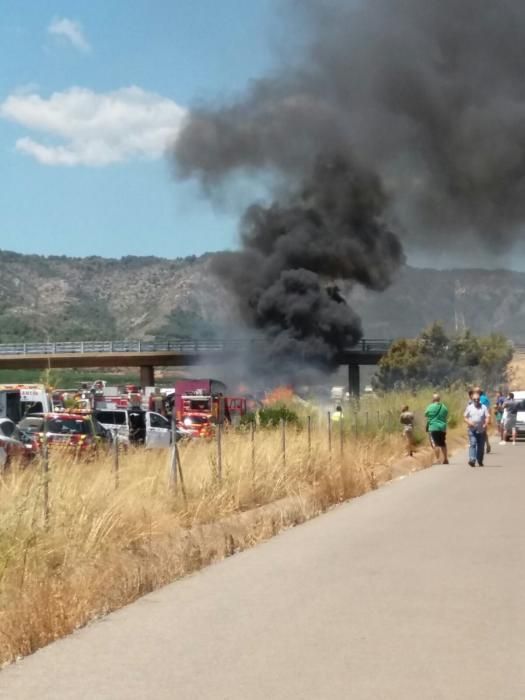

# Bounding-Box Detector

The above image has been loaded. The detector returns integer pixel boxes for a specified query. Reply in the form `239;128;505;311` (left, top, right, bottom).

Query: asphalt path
2;440;524;699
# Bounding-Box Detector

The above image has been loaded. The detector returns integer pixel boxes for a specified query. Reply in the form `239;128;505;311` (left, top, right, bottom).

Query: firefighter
331;405;343;422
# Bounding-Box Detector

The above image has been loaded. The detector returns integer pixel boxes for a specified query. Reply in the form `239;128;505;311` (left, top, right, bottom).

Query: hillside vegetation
2;249;525;342
0;251;233;342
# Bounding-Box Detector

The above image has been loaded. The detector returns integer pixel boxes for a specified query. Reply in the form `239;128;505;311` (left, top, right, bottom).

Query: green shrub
259;405;299;428
240;412;257;426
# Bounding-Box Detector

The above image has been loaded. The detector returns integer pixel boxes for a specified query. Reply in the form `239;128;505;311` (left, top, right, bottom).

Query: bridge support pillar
140;365;155;388
348;364;360;399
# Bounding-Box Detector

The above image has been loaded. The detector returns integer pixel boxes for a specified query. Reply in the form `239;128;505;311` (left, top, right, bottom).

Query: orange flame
263;385;295;405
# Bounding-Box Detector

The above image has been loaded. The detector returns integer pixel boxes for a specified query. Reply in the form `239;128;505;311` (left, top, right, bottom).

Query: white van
94;408;171;449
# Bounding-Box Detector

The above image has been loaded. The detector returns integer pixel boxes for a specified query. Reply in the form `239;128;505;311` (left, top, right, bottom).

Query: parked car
511;391;525;438
16;412;110;457
0;418;32;468
94;409;172;448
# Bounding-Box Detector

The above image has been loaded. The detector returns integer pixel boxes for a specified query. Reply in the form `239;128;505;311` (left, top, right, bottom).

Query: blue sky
0;0;281;259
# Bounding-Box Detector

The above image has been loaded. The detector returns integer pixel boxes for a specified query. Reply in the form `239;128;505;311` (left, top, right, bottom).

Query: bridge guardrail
0;338;393;356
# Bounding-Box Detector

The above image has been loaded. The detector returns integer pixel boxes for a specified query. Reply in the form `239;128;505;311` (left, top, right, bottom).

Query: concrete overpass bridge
0;338;393;395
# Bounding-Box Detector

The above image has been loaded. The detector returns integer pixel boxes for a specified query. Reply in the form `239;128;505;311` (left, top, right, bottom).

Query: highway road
1;441;524;699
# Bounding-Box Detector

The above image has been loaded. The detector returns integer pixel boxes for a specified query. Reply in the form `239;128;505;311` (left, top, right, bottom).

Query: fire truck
173;379;247;437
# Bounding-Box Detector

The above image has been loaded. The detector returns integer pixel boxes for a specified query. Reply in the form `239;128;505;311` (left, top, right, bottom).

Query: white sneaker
499;441;506;445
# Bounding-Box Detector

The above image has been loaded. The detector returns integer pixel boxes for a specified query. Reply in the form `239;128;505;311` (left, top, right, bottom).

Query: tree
373;338;427;390
477;334;513;388
374;324;513;391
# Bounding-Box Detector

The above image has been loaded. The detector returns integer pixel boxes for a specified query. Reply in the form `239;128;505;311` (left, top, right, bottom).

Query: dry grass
509;354;525;388
0;390;466;666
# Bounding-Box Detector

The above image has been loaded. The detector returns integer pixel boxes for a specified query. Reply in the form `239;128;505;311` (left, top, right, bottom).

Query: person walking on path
495;390;506;440
476;387;492;453
501;392;518;445
464;391;490;467
495;390;506;412
495;402;504;441
399;405;415;457
425;394;449;464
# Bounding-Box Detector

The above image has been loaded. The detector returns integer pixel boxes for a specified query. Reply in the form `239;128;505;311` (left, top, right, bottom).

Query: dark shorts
430;430;447;448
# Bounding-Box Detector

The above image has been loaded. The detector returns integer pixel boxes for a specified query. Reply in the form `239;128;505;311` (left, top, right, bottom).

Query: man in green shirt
424;393;449;465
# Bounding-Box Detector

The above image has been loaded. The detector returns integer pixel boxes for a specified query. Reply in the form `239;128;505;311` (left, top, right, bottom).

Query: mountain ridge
1;249;524;342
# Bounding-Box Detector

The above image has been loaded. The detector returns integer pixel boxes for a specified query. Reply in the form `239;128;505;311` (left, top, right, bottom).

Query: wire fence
22;407;410;523
0;398;439;533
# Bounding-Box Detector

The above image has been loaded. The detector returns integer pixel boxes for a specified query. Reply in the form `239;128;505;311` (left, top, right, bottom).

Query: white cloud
48;17;91;52
0;86;187;166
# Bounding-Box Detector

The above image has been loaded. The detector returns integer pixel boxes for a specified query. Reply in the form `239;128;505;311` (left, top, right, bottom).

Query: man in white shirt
464;391;490;467
502;392;518;445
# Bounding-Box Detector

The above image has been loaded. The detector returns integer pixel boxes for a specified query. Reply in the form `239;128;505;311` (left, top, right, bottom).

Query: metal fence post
327;411;332;454
251;421;256;474
307;415;312;456
113;431;119;489
216;422;223;482
175;439;187;504
281;418;286;468
339;415;344;457
170;415;178;489
42;416;49;527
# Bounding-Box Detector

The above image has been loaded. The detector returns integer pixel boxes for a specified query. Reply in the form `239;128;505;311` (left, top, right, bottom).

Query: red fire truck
173;379;247;437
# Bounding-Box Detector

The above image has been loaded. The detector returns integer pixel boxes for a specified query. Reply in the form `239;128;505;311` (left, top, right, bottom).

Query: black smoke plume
174;0;525;248
172;0;525;369
211;156;403;370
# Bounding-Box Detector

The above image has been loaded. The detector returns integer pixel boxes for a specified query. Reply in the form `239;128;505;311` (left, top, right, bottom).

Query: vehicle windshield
95;411;127;425
18;416;92;435
185;399;211;411
48;418;92;435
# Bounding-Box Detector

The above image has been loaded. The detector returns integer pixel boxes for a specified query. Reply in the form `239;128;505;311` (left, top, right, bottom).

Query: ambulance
0;384;53;423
